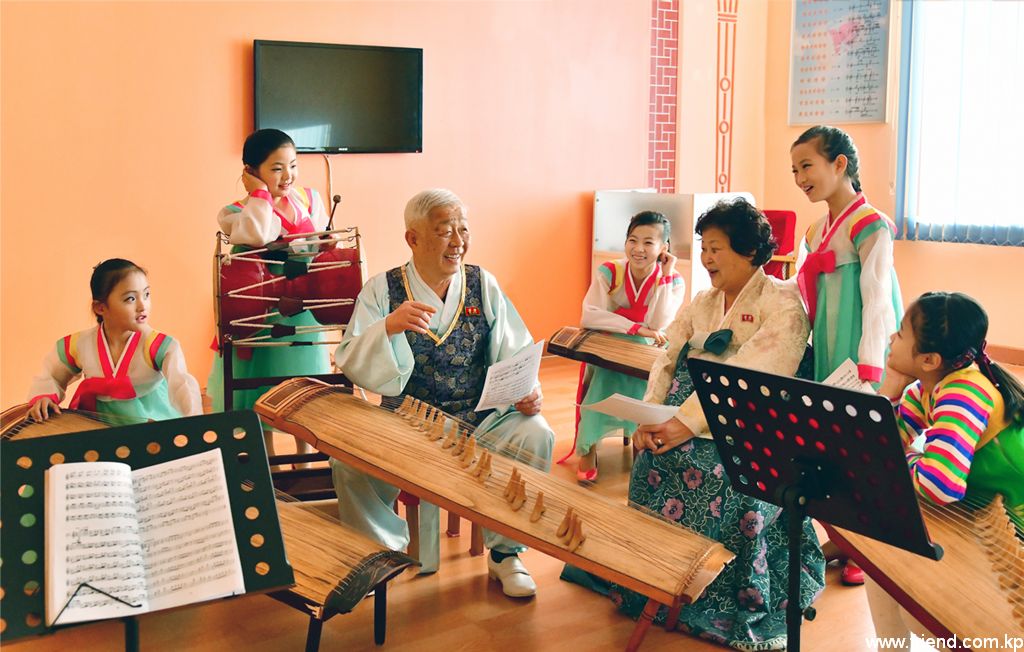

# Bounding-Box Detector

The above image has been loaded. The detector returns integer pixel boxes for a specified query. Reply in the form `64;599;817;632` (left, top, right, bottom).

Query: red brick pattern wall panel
648;0;679;193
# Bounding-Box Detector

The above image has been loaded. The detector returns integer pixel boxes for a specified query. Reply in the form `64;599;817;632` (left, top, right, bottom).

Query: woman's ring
655;438;664;446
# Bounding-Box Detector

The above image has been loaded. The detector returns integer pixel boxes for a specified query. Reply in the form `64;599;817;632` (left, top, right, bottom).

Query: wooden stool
397;490;484;561
446;508;485;556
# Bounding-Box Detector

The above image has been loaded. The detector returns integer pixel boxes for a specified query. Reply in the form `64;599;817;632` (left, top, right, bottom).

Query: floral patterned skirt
562;347;825;651
615;440;826;650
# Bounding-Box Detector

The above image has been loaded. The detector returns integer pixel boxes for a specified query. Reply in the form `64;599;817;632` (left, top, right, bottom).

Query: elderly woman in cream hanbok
564;198;825;651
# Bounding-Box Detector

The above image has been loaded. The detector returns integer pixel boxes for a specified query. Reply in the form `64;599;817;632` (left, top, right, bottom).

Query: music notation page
45;449;245;626
132;448;244;612
45;463;149;625
475;340;544;412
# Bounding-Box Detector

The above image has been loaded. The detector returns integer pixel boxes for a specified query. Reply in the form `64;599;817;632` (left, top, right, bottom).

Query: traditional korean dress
208;186;330;411
796;193;903;384
896;367;1024;522
28;325;202;420
865;367;1024;646
563;259;684;460
330;261;554;572
563;270;825;650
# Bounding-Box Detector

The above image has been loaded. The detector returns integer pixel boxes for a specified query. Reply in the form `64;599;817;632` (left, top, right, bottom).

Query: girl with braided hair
791;125;904;585
865;291;1023;649
880;291;1024;513
791;125;903;386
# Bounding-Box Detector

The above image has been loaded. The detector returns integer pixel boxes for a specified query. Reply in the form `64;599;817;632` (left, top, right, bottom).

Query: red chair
763;209;797;279
396;490;484;563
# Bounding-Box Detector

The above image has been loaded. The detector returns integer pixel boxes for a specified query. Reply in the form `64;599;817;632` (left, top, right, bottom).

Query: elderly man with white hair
331;188;554;598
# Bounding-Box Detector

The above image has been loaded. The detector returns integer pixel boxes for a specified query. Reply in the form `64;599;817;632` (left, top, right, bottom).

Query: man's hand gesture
385;301;437;336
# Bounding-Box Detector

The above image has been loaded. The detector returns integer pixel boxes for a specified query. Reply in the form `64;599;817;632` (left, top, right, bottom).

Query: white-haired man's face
407;204;470;281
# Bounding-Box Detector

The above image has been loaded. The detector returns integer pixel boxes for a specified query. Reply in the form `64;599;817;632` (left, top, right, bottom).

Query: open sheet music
474;340;544;412
583;393;679;425
44;448;244;626
822;358;874;393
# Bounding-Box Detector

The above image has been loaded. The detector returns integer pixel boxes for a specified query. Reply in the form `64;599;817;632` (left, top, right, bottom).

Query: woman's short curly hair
694;197;777;266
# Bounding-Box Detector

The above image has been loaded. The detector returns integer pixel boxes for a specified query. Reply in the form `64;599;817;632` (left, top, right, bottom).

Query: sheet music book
44;448;244;626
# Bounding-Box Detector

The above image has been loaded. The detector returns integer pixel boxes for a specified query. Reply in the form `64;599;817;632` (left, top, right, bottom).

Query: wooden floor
8;356;969;651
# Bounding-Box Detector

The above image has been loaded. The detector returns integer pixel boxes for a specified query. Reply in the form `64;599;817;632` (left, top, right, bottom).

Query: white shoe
487;555;537;598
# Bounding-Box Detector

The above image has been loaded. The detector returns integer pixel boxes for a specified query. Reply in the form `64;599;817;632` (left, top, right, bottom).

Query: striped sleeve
144;331;172;370
56;334;82;373
217;193;280;246
802;220;822;252
580;263;634;333
293;187;312;213
907;378;994;505
852;207;899;380
849;209;896;250
27;334;82;404
659;272;684;288
646;271;686;331
896;381;926;444
307;187;329;232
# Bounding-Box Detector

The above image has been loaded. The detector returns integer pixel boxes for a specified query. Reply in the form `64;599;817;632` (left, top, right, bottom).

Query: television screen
254;40;423;154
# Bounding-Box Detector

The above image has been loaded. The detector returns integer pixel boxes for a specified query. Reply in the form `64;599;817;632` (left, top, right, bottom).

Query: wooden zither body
548;326;661;380
825;496;1024;645
1;404;123;440
254;377;735;610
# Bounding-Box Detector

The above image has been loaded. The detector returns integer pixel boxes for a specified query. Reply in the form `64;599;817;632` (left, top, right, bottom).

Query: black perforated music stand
687;358;942;652
0;410;293;650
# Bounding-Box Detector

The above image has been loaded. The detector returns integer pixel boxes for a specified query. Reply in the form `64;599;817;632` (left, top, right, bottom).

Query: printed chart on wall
789;0;890;125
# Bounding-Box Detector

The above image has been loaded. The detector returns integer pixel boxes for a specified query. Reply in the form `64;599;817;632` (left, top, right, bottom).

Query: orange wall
676;0;767;199
762;0;1024;348
1;1;650;408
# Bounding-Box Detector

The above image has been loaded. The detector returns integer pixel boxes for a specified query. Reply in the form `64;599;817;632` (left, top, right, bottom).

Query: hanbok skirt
575;333;651;455
97;379;181;422
563;346;825;650
811;261;902;383
966;422;1024;531
207;310;329;412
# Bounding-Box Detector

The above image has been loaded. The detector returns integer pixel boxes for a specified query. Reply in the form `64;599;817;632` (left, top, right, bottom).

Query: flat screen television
254;40;423;154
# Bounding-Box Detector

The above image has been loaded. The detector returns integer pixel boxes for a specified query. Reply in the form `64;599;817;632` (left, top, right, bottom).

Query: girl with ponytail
791;125;905;585
880;291;1023;513
866;291;1023;649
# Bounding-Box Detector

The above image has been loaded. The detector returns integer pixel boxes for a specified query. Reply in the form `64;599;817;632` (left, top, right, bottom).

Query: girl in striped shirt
866;293;1022;649
879;291;1023;511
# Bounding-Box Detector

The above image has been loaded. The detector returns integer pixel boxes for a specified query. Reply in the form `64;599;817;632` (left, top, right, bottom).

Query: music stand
686;358;942;652
0;410;293;650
